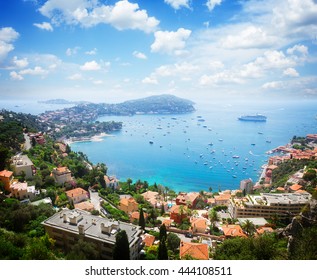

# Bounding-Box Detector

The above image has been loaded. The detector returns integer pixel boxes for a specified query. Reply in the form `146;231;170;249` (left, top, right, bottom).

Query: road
89;189;102;212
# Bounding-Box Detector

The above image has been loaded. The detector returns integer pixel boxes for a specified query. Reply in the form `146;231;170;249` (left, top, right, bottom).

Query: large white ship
238;114;267;122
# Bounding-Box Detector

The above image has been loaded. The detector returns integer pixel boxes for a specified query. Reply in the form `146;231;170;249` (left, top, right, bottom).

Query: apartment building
11;154;35;179
51;167;72;184
42;209;143;260
228;193;311;219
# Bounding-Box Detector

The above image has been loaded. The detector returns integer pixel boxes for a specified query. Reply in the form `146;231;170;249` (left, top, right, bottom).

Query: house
74;201;94;212
141;190;168;212
179;241;209;260
169;205;188;224
256;226;274;235
191;217;208;234
66;187;89;204
214;193;231;206
0;170;13;192
176;192;200;209
130;211;148;223
11;155;35;179
142;233;156;247
104;175;119;190
10;182;37;200
289;184;303;192
221;224;247;238
42;209;143;260
161;219;172;228
51;167;72;184
118;197;139;214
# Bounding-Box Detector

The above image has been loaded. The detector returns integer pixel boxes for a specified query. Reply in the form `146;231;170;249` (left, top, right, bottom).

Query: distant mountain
102;94;195;115
38;99;89;105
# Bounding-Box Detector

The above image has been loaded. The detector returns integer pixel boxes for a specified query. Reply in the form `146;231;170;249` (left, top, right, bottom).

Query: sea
1;98;317;193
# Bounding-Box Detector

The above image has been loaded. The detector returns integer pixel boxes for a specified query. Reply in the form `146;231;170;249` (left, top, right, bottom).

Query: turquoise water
70;99;317;193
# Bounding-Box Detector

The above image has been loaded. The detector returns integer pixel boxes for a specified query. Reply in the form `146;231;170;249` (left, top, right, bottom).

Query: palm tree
208;186;213;193
241;219;256;236
126;178;132;190
209;209;219;227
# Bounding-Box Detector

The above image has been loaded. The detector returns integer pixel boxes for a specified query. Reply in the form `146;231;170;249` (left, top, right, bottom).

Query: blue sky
0;0;317;103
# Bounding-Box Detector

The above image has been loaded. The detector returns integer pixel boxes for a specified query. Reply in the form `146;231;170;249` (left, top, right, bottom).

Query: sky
0;0;317;103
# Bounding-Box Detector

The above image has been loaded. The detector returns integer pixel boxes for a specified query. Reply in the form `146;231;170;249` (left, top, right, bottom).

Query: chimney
63;213;67;223
78;224;85;235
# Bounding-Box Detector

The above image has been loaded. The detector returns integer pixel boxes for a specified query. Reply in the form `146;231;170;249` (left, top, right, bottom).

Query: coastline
64;132;114;145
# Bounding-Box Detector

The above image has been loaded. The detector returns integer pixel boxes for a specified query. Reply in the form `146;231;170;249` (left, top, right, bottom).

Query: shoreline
64;132;114;145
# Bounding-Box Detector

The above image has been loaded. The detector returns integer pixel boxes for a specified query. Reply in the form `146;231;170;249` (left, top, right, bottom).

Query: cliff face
283;199;317;259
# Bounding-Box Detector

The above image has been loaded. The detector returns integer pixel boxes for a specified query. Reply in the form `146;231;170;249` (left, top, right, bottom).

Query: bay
70;99;317;193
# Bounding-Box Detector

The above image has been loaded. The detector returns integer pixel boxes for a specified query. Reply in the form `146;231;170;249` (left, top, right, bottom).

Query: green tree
0;145;10;170
158;237;168;260
241;219;256;237
166;233;180;253
159;224;167;241
139;208;145;230
66;240;99;260
113;230;130;260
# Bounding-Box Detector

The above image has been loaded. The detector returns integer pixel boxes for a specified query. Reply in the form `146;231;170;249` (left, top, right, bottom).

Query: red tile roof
0;170;13;178
66;187;88;198
180;241;209;260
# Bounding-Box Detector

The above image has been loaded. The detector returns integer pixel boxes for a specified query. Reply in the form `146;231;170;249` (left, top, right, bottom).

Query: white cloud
67;73;83;80
164;0;190;10
85;48;97;55
10;71;24;81
93;80;103;85
0;27;19;61
283;67;299;77
133;51;147;59
19;66;48;76
206;0;222;11
151;28;191;55
142;76;158;84
221;26;277;49
66;46;80;56
262;81;284;89
12;56;29;68
80;60;101;71
39;0;159;33
286;44;308;56
33;22;54;31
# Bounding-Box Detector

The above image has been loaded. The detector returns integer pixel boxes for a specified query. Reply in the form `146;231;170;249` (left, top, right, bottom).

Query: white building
11;155;34;179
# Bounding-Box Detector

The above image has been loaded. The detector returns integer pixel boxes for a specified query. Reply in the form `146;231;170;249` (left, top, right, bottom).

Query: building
229;193;311;219
104;175;119;190
10;182;37;200
74;201;95;212
51;167;72;184
141;190;168;212
191;217;208;234
221;224;247;238
11;155;35;179
0;170;13;192
118;197;139;214
176;192;200;209
214;193;231;206
240;178;253;194
42;209;143;260
179;241;209;260
65;187;89;205
169;205;188;224
130;211;148;223
142;233;156;247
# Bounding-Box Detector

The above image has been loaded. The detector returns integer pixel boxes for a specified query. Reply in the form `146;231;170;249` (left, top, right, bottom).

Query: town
1;109;317;260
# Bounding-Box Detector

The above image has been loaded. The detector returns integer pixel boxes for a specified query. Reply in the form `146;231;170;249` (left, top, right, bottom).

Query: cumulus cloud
33;22;54;31
142;76;158;84
164;0;190;10
66;46;80;56
151;28;191;55
39;0;159;33
10;71;24;81
206;0;222;11
67;73;83;80
19;66;48;76
0;27;19;61
262;81;284;89
80;60;101;71
283;67;299;77
85;48;97;55
12;56;29;68
133;51;147;59
221;26;277;49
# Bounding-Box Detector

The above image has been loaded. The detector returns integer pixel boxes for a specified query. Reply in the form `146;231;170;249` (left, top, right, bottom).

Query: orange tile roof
0;170;13;178
130;211;148;220
221;225;247;238
66;187;88;198
289;184;303;191
180;241;209;260
256;227;274;235
143;234;156;247
120;197;138;207
170;204;188;214
74;201;94;211
191;218;207;229
162;219;172;227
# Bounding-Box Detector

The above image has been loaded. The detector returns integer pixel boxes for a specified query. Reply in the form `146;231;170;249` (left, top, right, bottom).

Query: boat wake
249;150;260;157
